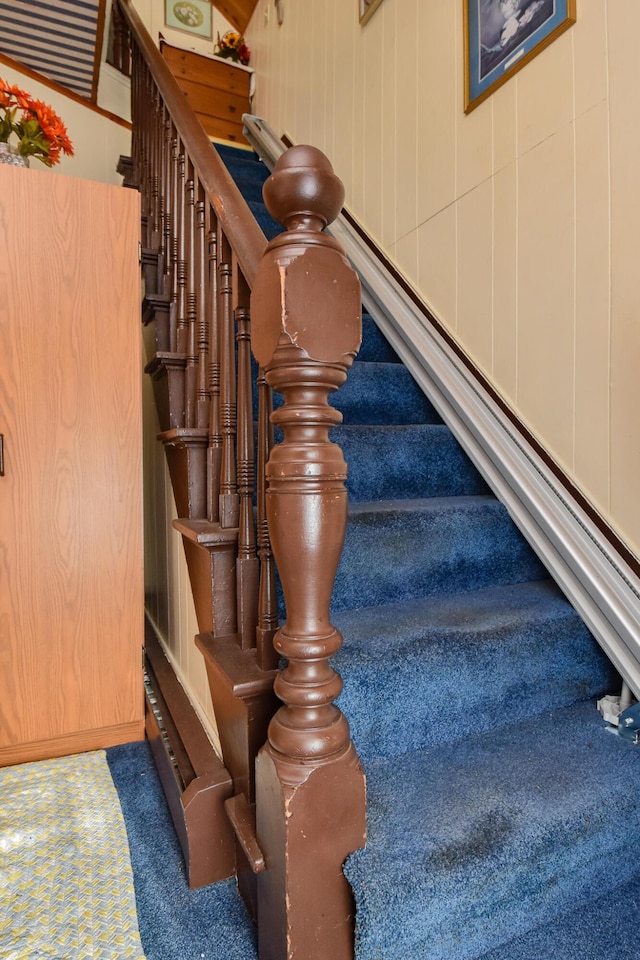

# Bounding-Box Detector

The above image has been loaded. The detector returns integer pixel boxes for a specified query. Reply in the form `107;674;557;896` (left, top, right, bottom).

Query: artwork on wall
359;0;384;26
164;0;213;39
464;0;576;112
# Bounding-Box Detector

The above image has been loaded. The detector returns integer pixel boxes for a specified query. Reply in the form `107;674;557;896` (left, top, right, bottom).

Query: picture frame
164;0;213;40
464;0;576;113
359;0;384;26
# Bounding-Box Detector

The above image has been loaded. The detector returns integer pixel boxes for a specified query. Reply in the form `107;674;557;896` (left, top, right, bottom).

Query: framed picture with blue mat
464;0;576;112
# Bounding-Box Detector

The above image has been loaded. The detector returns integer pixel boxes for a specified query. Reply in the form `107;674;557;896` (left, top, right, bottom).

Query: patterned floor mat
0;750;146;960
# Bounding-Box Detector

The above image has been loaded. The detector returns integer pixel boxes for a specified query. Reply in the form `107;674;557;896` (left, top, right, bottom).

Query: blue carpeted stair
135;142;638;960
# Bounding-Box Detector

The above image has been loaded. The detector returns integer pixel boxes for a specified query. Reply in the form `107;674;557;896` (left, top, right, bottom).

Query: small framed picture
464;0;576;112
165;0;213;40
359;0;384;26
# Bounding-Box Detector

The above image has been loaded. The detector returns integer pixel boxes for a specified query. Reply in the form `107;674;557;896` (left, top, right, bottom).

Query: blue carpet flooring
114;142;640;960
107;741;257;960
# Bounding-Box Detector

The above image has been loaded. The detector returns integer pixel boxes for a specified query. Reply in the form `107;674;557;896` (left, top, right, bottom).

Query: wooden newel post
251;145;366;960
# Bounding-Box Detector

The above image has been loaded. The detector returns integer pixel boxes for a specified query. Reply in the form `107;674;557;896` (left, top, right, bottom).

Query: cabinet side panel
0;165;144;750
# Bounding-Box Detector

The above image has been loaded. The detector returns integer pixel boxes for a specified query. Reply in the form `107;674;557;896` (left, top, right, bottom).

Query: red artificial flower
0;77;73;166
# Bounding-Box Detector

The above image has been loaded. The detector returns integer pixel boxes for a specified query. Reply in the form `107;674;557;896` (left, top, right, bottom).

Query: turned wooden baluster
108;0;131;76
141;73;156;247
161;115;173;294
256;367;279;671
235;303;259;649
138;68;153;245
148;90;161;248
130;45;138;149
196;194;210;431
169;137;180;353
176;152;188;356
207;216;222;523
155;111;169;282
185;173;197;426
218;234;239;529
130;46;141;180
251;145;366;960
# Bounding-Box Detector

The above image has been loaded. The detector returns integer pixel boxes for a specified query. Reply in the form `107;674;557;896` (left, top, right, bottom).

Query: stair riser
252;365;442;426
335;600;616;761
357;316;401;363
332;500;548;612
332;362;443;425
340;425;490;502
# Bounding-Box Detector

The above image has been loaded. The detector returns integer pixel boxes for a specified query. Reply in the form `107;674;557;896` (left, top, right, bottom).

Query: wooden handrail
117;0;265;287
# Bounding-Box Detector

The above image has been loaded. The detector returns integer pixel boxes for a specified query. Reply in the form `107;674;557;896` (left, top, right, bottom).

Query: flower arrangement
0;79;74;166
214;30;250;66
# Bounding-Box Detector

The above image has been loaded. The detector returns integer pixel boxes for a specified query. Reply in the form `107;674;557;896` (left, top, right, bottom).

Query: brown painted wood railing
106;0;131;78
116;2;366;957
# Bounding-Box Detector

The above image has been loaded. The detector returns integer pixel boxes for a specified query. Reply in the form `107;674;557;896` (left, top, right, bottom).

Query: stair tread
347;493;496;515
478;866;640;960
345;699;640;960
334;579;616;760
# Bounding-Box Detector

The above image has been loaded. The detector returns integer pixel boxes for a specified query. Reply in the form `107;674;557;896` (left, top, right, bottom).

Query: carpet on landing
0;751;146;960
107;740;257;960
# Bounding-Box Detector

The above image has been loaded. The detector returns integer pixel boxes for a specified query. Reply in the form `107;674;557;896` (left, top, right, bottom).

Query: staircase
117;0;640;952
214;142;640;959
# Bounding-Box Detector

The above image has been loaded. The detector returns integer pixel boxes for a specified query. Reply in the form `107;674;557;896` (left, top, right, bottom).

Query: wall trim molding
0;51;132;130
243;113;640;698
0;721;145;768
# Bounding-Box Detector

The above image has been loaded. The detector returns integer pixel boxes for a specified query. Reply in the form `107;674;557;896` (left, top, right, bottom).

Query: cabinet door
0;166;144;765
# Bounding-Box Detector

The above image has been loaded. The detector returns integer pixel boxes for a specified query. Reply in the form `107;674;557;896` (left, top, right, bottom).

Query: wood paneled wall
245;0;640;562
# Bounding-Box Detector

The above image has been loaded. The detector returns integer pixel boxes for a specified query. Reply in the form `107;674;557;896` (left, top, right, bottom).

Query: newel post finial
251;145;366;960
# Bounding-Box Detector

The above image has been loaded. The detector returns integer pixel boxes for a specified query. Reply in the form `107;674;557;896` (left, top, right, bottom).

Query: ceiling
0;0;103;101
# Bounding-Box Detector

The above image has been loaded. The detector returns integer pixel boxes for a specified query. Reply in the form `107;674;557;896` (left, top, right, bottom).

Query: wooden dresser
161;39;253;145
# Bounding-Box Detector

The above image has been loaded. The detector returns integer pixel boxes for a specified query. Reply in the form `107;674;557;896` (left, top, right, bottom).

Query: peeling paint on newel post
251;145;367;960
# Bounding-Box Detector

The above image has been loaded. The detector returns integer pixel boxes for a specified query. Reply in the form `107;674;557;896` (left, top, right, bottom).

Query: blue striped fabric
0;0;101;99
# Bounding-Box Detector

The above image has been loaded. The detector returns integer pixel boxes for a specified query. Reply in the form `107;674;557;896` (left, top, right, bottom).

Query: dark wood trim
0;720;144;768
144;618;236;888
0;51;132;130
91;0;108;103
118;0;265;288
225;794;265;873
145;622;222;778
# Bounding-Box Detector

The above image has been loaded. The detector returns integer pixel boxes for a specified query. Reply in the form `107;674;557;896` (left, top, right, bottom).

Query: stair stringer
240;115;640;703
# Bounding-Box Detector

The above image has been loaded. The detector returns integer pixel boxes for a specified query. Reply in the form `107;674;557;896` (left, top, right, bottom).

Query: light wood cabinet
0;165;145;766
